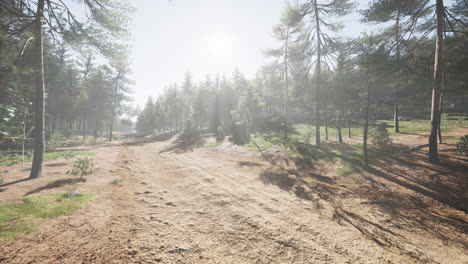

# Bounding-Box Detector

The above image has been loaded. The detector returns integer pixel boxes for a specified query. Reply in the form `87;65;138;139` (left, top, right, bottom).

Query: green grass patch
240;115;466;180
43;151;95;161
0;150;95;167
385;119;467;136
203;141;223;148
0;193;95;243
294;124;362;141
86;136;108;146
293;117;467;140
441;135;465;144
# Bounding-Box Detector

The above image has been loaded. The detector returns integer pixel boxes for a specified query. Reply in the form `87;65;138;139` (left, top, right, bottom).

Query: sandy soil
0;130;467;263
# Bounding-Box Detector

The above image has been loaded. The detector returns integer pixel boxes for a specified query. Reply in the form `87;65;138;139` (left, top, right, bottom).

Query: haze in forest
0;0;467;262
131;0;370;107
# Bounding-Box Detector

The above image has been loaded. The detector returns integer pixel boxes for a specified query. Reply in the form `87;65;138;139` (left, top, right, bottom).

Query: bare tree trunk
438;72;446;144
94;120;98;140
394;8;401;133
30;0;46;179
437;99;444;144
314;0;321;147
109;117;114;142
394;105;400;132
347;108;351;138
324;111;328;141
82;112;87;141
338;112;343;143
363;51;371;168
284;28;290;139
429;0;444;163
109;81;117;142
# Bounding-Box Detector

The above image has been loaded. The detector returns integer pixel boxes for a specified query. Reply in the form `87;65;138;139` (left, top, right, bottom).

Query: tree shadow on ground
256;141;468;257
260;165;405;248
24;178;86;196
0;177;31;188
45;162;68;167
238;161;264;167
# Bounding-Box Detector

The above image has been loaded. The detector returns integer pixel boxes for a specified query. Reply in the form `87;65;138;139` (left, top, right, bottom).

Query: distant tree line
136;0;467;165
0;0;134;178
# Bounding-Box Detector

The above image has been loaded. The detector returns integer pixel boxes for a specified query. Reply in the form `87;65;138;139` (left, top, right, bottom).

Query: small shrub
370;124;392;150
63;150;77;161
48;132;65;149
230;122;249;145
0;153;21;166
216;126;225;142
300;130;314;144
177;121;203;148
111;178;123;184
0;177;3;185
455;135;468;156
67;158;98;178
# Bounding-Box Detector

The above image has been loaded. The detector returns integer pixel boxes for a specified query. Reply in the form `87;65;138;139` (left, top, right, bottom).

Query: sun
207;33;232;58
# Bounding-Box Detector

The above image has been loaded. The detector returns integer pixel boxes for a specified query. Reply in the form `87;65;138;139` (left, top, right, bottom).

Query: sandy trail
0;132;466;263
121;135;466;264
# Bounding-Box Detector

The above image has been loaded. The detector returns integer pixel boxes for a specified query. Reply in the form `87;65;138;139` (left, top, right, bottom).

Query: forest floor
0;128;467;264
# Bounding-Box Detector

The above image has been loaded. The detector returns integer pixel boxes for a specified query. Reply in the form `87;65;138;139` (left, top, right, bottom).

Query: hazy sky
130;0;370;108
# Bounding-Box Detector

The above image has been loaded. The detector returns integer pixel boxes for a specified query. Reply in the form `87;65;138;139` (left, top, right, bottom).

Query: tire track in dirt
122;139;422;264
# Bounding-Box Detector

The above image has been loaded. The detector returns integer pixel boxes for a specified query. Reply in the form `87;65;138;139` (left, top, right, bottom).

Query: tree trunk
429;0;444;163
94;120;98;139
109;117;114;142
284;28;290;140
394;104;400;133
338;112;343;143
324;112;328;141
347;108;351;138
82;112;87;141
30;0;46;179
109;83;117;142
438;72;446;144
314;0;321;147
394;8;401;133
363;51;371;169
64;120;68;136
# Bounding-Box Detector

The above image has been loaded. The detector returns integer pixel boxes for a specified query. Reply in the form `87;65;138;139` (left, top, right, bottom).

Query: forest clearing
0;125;467;263
1;0;467;263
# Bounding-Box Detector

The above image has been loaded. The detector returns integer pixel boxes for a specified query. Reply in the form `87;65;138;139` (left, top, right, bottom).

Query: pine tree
286;0;355;146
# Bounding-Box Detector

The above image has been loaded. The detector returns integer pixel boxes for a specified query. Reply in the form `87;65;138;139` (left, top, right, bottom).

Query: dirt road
0;132;467;263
